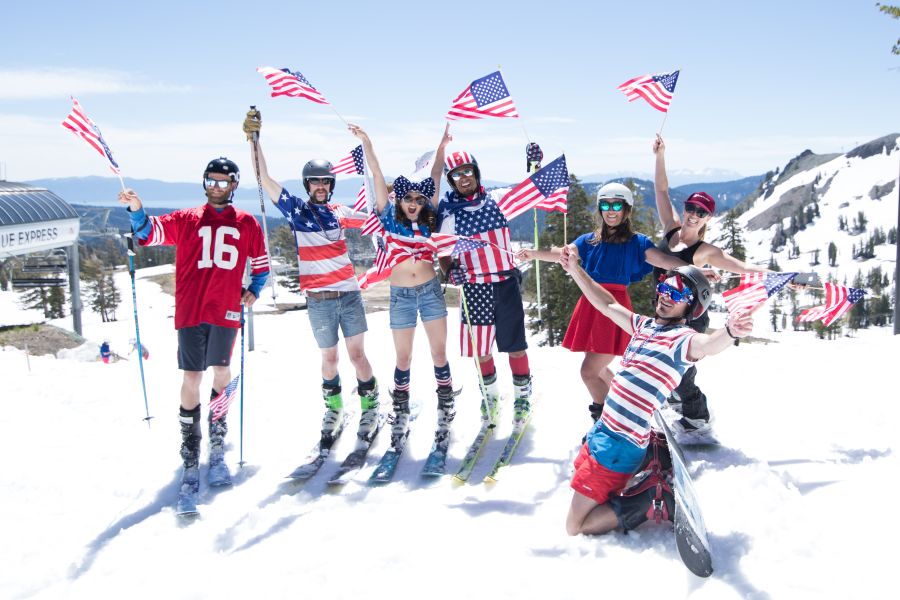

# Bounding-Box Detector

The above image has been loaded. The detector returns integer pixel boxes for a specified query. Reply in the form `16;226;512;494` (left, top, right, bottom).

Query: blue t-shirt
573;232;654;285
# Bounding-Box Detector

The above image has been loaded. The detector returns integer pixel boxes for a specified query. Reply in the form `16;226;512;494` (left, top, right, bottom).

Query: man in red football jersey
119;157;269;485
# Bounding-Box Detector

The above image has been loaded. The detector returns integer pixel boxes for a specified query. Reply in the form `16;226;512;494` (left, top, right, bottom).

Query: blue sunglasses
656;282;694;304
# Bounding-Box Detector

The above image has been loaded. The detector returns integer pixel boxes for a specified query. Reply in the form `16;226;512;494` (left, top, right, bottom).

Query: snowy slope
1;266;898;599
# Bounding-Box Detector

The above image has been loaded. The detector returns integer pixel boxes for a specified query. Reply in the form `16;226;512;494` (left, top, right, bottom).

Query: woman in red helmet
653;134;769;442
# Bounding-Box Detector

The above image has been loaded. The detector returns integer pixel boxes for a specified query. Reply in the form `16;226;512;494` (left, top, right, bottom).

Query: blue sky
1;0;898;188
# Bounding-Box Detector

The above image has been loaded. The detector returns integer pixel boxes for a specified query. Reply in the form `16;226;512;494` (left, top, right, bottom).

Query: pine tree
828;241;838;266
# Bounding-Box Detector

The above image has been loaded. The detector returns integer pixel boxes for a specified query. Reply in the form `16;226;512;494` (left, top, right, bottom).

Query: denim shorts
307;290;368;348
389;277;448;330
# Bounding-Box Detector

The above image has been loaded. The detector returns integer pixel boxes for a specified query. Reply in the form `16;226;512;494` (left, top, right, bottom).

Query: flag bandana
61;97;121;174
392;176;435;201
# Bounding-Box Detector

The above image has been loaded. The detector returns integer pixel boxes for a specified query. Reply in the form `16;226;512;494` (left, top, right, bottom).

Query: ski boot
435;385;457;442
479;373;500;426
388;389;411;450
356;379;380;441
512;374;533;424
321;383;344;450
178;406;202;499
207;403;232;486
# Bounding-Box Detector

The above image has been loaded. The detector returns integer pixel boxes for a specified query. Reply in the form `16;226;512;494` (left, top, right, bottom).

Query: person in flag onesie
118;157;269;482
557;255;755;536
349;124;456;448
652;135;770;443
517;182;688;430
242;111;379;446
431;143;532;426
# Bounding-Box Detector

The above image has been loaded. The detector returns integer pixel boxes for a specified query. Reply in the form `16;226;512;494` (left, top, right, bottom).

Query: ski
287;411;353;480
654;412;714;577
452;418;495;484
421;432;450;477
327;413;388;486
369;404;420;485
483;398;536;483
175;465;200;517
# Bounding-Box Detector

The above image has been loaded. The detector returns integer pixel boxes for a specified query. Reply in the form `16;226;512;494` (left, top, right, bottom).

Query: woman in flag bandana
653;135;770;442
349;124;457;449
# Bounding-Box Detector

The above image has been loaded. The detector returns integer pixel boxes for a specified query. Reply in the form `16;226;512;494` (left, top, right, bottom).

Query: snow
1;259;897;600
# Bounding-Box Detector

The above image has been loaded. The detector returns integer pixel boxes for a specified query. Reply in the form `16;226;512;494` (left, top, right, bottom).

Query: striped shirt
586;315;697;473
275;188;366;292
437;191;516;284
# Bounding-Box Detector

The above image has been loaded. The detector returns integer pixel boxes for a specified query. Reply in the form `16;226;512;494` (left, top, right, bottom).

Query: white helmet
596;182;634;206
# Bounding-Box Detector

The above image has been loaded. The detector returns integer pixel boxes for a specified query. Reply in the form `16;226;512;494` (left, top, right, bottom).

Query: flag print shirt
586;315;698;473
377;205;437;266
275;188;366;292
437;190;516;283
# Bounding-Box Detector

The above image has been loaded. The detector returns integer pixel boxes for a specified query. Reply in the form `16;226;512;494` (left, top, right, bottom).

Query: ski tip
483;475;498;485
451;475;468;486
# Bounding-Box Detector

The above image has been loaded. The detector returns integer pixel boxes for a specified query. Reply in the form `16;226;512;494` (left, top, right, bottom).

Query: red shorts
562;285;633;355
570;443;632;504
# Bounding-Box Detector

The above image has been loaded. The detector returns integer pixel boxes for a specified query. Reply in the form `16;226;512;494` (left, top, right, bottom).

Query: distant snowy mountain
706;133;899;315
583;168;747;187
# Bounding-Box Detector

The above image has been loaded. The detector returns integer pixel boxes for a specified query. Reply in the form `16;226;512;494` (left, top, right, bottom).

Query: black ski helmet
663;265;712;320
302;159;336;197
204;157;240;184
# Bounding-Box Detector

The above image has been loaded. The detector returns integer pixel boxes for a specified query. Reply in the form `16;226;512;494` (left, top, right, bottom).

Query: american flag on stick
210;375;240;422
798;283;865;327
617;70;680;113
497;155;569;221
61;97;121;174
353;182;368;213
446;71;519;120
256;66;329;104
332;145;365;175
723;272;798;314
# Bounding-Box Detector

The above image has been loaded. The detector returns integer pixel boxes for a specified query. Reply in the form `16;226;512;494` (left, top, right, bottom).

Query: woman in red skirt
517;183;685;424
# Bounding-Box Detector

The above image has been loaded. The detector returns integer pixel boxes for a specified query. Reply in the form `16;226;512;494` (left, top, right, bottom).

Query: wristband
725;324;738;339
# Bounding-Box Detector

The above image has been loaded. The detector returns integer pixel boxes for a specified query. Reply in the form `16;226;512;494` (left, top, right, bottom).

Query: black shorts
177;324;238;371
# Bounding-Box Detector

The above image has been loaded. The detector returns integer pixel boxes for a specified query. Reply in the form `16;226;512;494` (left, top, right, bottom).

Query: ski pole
239;304;246;468
249;106;277;305
125;233;153;426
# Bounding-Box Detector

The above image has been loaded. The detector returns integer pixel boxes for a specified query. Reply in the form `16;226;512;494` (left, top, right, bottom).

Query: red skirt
562;285;633;356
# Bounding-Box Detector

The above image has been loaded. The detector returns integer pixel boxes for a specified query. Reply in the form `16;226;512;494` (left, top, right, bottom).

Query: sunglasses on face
307;177;333;187
684;204;710;218
599;200;624;212
656;282;694;304
401;195;427;206
450;168;475;181
204;178;231;190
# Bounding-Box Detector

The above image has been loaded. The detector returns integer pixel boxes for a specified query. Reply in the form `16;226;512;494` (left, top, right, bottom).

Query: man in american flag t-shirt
243;111;380;445
431;147;533;427
559;254;755;537
119;156;269;484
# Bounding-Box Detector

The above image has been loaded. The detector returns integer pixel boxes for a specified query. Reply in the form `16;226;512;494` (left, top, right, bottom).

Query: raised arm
696;244;770;274
348;124;389;213
243;109;285;203
653;134;681;236
559;246;634;334
516;246;564;262
430;123;452;209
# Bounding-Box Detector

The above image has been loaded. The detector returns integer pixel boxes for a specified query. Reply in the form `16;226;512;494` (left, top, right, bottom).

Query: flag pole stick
249;107;277;305
238;305;246;467
125;233;153;427
459;286;488;402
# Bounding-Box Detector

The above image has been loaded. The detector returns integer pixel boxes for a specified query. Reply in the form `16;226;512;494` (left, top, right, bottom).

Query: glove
442;261;466;285
243;108;261;141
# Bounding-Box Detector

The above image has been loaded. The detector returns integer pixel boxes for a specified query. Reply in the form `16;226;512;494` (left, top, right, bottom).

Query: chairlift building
0;181;83;334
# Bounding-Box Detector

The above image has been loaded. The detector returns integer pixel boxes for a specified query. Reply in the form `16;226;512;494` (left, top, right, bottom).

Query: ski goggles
204;178;231;190
449;168;475;180
599;200;625;212
656;282;694;304
684;204;710;218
